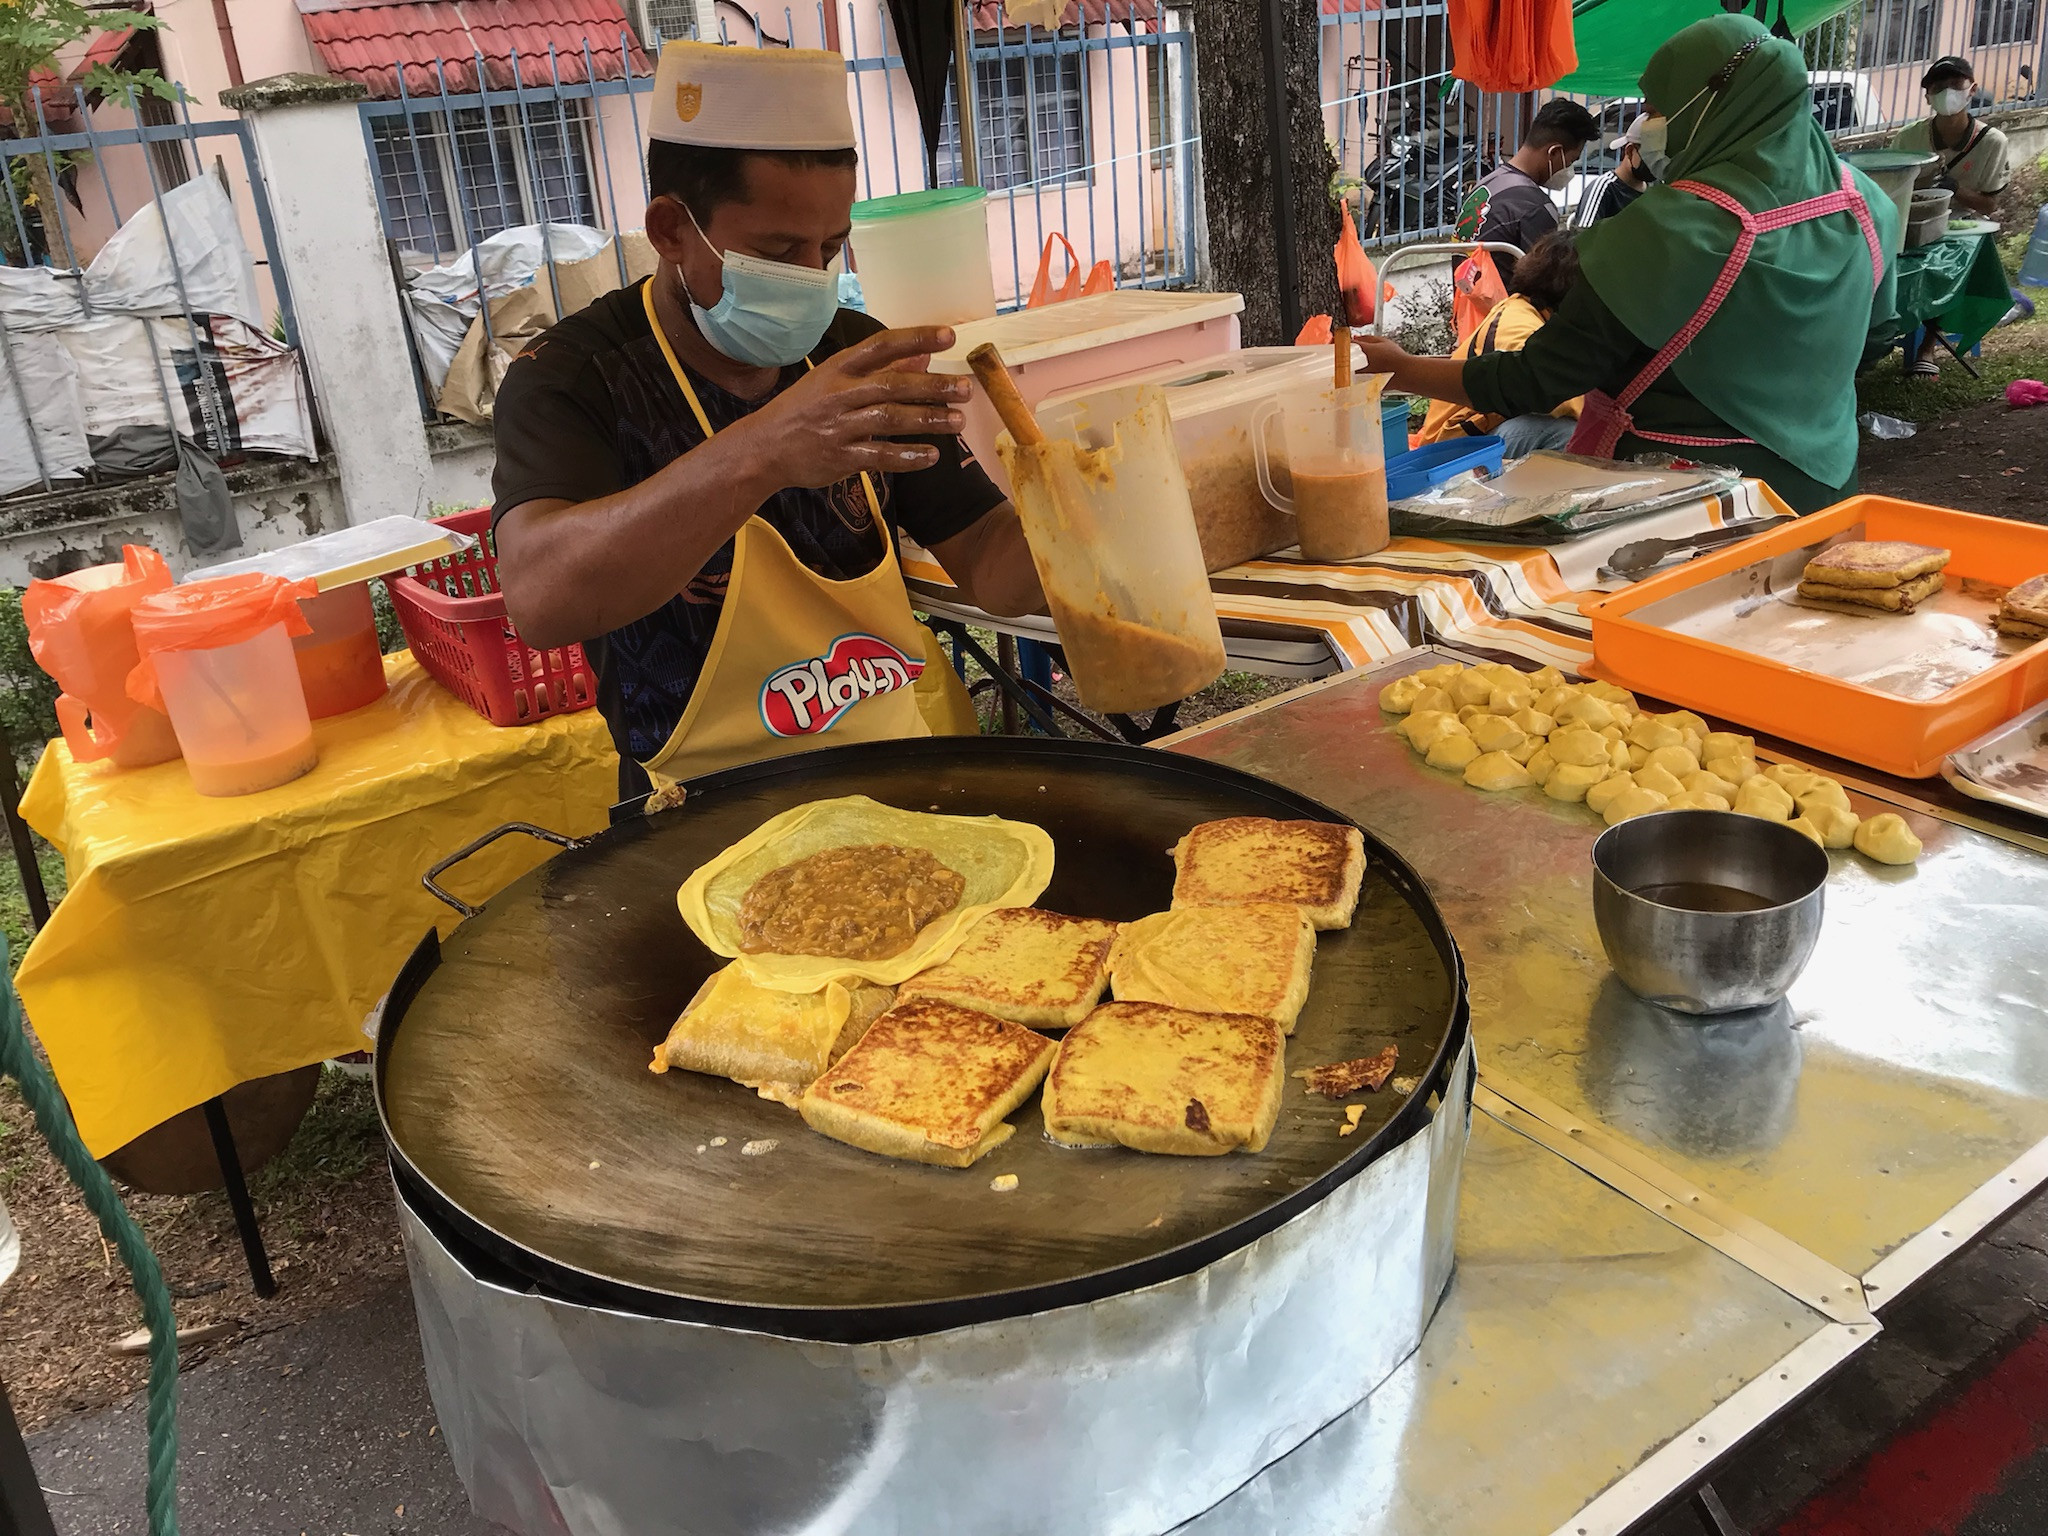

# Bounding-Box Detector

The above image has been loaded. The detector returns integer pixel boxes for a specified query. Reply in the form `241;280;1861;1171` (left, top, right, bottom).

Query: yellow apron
638;286;977;789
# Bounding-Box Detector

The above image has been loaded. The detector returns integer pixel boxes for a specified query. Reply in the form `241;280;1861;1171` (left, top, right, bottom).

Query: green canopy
1557;0;1858;97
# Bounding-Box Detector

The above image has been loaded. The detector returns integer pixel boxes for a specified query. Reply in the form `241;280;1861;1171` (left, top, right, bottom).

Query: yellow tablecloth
15;654;616;1156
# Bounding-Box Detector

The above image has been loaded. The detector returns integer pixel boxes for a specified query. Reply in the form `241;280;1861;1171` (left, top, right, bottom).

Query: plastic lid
1844;149;1937;170
126;572;318;709
929;290;1246;373
851;187;987;222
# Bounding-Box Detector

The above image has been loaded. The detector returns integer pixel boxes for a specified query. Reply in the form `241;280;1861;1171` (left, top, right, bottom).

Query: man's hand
732;326;969;489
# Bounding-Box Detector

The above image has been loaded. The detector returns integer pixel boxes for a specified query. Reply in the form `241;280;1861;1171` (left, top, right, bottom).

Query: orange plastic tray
1581;495;2048;778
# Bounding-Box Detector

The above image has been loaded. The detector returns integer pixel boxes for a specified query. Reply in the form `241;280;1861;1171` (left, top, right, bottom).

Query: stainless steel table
1159;651;2048;1535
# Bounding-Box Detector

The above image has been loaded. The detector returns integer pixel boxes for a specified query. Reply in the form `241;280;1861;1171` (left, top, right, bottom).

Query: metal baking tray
1944;695;2048;821
376;736;1467;1343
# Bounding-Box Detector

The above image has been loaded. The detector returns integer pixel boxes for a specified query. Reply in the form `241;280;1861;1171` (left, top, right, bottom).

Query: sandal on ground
1909;357;1940;379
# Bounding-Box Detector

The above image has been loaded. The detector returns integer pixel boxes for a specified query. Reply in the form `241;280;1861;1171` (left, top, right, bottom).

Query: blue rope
0;940;178;1535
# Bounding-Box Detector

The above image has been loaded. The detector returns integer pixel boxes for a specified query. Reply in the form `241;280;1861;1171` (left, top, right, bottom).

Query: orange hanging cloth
1449;0;1577;93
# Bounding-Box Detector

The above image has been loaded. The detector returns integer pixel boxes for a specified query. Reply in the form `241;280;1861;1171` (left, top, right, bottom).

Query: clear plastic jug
128;574;319;797
1252;377;1392;562
292;582;388;718
21;546;182;768
999;386;1225;714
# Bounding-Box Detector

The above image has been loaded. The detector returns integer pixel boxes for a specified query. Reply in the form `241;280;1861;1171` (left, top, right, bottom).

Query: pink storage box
927;290;1245;497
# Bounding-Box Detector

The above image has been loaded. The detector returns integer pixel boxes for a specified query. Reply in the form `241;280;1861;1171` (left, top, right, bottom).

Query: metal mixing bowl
1591;811;1827;1015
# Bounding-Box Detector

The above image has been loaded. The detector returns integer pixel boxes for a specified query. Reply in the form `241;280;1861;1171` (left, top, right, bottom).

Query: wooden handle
966;343;1044;448
1334;323;1353;390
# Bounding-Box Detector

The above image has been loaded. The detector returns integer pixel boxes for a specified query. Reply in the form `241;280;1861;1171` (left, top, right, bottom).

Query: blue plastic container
1385;436;1505;501
2020;205;2048;288
1381;397;1411;463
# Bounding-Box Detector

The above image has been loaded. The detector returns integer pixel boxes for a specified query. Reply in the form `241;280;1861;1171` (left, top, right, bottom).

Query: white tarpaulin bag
0;265;86;331
0;329;91;494
83;176;261;326
404;222;617;393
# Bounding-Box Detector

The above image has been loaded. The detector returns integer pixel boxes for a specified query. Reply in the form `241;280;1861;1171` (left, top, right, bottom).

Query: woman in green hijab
1360;13;1899;513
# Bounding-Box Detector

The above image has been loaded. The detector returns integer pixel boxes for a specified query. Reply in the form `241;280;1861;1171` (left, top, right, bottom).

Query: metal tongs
1598;521;1785;582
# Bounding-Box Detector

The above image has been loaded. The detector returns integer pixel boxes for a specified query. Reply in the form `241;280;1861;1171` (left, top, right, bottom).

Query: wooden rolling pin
966;343;1044;447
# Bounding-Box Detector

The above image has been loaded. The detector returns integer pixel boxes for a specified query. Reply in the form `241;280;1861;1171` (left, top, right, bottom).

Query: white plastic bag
404;222;617;392
84;176;261;325
0;265;86;331
0;329;91;494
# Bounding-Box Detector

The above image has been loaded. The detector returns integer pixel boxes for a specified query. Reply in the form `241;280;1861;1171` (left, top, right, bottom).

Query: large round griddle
378;737;1466;1343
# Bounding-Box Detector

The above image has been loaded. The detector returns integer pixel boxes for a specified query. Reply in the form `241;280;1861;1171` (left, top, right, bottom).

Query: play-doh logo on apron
759;633;925;737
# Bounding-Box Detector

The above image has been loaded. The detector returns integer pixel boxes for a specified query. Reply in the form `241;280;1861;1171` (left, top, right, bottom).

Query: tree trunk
12;100;76;271
1190;0;1340;346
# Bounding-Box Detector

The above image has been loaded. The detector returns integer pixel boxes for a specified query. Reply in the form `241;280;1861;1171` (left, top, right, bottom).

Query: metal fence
1326;0;2048;251
361;0;1196;420
0;84;312;500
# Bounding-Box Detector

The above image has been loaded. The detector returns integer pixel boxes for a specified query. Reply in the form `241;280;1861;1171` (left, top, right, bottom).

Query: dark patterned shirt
491;280;1002;764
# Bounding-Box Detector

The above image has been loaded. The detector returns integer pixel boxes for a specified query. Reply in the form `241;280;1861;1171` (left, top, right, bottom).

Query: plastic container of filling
22;545;182;768
930;291;1245;498
1251;378;1392;562
1843;150;1936;255
129;574;319;797
1907;187;1952;247
850;188;998;329
1000;385;1225;715
292;581;389;718
1040;346;1345;572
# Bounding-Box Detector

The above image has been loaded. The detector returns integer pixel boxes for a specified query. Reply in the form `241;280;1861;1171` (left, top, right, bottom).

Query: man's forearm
495;427;777;648
1953;186;1999;215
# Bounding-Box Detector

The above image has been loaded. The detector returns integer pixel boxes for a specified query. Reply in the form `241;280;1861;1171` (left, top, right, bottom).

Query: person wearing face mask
1571;115;1654;230
1454;98;1600;286
1362;14;1900;515
490;43;1043;797
1891;56;2011;379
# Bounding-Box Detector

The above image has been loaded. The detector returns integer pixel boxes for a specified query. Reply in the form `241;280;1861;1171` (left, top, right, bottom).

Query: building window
370;102;598;258
136;91;192;192
937;42;1089;192
1973;0;2037;44
1857;0;1941;66
638;0;699;45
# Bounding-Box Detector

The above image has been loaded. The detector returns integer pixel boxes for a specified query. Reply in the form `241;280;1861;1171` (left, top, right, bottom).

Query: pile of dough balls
1379;661;1922;865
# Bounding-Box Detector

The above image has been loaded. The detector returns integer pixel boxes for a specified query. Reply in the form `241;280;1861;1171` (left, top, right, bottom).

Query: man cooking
491;41;1042;798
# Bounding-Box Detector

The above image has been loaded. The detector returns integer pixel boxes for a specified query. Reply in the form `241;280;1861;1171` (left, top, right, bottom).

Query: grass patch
1857;310;2048;423
1;841;64;977
249;1066;383;1203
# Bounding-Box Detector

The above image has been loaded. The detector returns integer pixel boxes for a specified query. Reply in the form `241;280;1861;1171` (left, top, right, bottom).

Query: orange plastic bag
1027;233;1115;307
22;545;182;767
1452;247;1509;343
1295;314;1334;346
126;573;317;711
1449;0;1577;93
1336;200;1379;327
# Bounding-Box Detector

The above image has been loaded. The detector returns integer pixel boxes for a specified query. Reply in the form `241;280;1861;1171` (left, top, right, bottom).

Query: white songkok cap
649;41;857;151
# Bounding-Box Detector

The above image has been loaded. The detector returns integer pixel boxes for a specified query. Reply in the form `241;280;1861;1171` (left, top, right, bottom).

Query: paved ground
22;1179;2048;1535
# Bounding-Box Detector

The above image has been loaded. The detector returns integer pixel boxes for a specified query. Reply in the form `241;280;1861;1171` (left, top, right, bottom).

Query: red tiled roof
298;0;650;101
1320;0;1383;11
970;0;1159;28
70;27;140;81
0;69;82;132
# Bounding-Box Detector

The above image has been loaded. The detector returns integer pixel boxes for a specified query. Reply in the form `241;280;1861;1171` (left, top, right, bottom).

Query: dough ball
1426;732;1484;772
1803;801;1860;849
1702;731;1756;761
1854;813;1923;865
1510;708;1557;739
1678;728;1705;762
1528;665;1566;692
1603;786;1670;825
1415;663;1465;690
1410;686;1457;718
1549;728;1610;767
1704;755;1760;785
1451;670;1497;707
1607;705;1637;732
1464;750;1537;791
1734;775;1795;821
1774;771;1825;799
1762;762;1814;790
1544;762;1609;803
1644;745;1702;780
1506;735;1546;766
1556;694;1616;731
1402;711;1464;752
1474;662;1524;686
1626;717;1684;751
1627;743;1651;771
1525;745;1557;782
1379;675;1427;714
1661;710;1710;737
1668;789;1732;811
1686;769;1742;803
1584;681;1637;709
1488;685;1534;717
1600;723;1627;743
1607;739;1633;770
1585;772;1637;815
1458;704;1492;726
1798;778;1853;815
1785;816;1825;847
1470;715;1528;755
1633;764;1687;799
1534;684;1578;717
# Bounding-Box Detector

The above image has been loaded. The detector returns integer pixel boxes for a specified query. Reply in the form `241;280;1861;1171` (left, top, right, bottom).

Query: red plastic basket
386;508;598;727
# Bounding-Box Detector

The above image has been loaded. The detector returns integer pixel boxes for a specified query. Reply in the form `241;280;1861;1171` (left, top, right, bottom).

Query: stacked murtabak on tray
655;796;1392;1167
1380;661;1924;865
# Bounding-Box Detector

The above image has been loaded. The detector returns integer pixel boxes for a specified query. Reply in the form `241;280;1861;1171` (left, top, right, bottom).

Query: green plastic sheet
1887;231;2013;352
1558;0;1858;97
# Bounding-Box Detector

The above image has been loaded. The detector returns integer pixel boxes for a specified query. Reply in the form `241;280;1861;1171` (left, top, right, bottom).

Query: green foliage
0;589;59;767
0;2;160;114
1390;275;1456;358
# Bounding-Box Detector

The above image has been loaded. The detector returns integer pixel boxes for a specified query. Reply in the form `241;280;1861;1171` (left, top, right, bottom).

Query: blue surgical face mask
677;200;840;369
